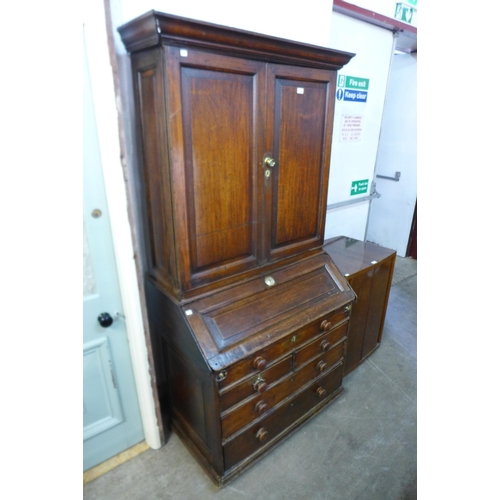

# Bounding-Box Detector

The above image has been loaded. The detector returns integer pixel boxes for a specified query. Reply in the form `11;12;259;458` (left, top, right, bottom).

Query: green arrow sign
350;179;369;196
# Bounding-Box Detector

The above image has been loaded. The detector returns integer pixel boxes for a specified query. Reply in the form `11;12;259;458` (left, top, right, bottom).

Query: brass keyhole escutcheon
265;169;271;179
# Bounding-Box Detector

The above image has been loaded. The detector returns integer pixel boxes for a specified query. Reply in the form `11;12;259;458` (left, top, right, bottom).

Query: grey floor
84;257;417;500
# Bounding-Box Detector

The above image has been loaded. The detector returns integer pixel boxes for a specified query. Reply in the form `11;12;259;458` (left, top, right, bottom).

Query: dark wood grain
265;65;336;262
294;322;348;367
223;362;344;469
132;49;179;297
221;342;345;439
219;355;293;412
182;253;354;372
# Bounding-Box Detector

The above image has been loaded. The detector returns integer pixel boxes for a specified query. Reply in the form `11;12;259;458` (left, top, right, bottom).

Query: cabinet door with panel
265;64;336;262
164;47;267;292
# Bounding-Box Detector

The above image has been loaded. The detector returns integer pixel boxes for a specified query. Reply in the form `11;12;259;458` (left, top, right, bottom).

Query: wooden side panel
265;65;336;262
132;49;178;293
145;279;224;474
147;323;171;441
164;47;266;291
344;273;371;374
362;259;393;358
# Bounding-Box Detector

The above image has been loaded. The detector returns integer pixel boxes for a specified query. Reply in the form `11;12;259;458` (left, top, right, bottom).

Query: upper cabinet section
118;10;355;70
119;11;355;301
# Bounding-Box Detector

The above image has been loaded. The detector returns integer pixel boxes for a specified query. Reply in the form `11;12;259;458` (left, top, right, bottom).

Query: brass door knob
264;156;276;168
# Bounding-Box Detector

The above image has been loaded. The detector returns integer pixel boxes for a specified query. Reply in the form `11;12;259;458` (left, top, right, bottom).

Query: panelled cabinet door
264;65;336;262
164;47;267;291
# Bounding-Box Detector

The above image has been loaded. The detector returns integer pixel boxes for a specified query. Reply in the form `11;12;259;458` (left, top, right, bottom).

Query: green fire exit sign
350;179;369;196
338;75;370;91
395;3;414;23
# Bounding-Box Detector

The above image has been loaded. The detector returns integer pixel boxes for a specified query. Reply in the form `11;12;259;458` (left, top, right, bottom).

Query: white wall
366;53;417;255
325;12;395;241
118;0;334;46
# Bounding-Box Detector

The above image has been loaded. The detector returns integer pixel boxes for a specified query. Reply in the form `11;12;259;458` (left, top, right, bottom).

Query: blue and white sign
336;74;370;103
343;90;368;103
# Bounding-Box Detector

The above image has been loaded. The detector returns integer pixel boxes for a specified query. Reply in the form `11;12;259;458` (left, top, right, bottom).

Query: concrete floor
84;257;417;500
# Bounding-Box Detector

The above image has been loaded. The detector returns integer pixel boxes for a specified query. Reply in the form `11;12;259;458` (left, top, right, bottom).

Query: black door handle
98;312;113;328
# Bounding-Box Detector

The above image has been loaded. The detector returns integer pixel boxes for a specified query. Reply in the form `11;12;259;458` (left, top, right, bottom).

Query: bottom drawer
223;362;343;470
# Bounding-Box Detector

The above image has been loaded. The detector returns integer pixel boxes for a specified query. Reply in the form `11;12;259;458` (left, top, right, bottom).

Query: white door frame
83;0;161;450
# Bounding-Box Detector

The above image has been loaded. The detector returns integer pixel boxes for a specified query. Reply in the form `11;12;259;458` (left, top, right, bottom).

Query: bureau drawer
221;342;345;439
217;308;349;390
295;321;348;368
223;361;344;470
219;355;293;412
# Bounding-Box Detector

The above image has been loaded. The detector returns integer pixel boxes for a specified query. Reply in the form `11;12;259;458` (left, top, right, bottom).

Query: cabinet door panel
265;65;336;261
344;273;371;374
362;260;392;358
165;48;265;289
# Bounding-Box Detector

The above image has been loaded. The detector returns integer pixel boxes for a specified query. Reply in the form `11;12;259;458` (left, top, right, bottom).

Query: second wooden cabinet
324;236;396;375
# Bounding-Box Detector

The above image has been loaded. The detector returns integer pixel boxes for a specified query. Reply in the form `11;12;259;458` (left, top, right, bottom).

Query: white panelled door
366;53;417;256
83;32;144;471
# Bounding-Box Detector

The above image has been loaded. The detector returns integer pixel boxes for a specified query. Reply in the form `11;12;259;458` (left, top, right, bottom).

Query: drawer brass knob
253;375;268;393
317;360;327;373
256;428;269;442
253;356;267;370
316;387;327;398
320;320;332;331
255;400;268;413
319;340;331;352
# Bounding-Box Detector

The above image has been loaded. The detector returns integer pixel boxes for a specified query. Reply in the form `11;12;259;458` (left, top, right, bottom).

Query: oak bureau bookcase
118;11;356;486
